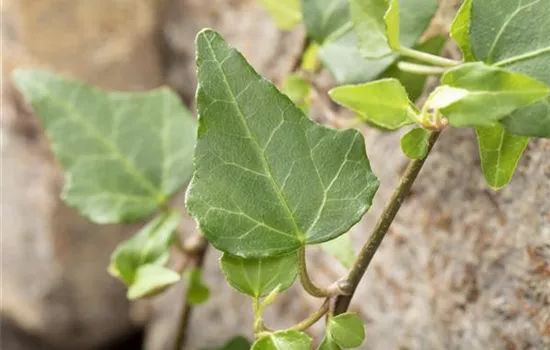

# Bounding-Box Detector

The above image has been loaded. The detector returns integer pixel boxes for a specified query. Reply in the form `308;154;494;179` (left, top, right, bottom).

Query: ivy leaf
220;252;299;297
282;74;311;113
381;35;446;101
108;210;180;285
351;0;438;59
203;336;251;350
400;128;431;160
186;268;210;305
12;70;196;224
328;313;365;348
450;0;474;62
319;31;397;84
301;0;349;44
321;233;355;268
329;78;413;130
475;124;529;190
258;0;302;30
127;264;180;300
187;29;379;258
251;330;311;350
438;63;549;127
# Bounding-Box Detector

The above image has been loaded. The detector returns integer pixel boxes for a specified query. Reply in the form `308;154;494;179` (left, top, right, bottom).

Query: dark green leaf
400;128;431;159
187;29;379;257
220;252;298;297
109;211;180;285
252;330;311;350
381;35;446;101
501;98;550;138
450;0;474;62
258;0;302;30
301;0;349;43
12;70;196;224
321;233;355;268
328;313;365;348
329;78;413;130
127;264;180;299
186;268;210;305
203;336;251;350
438;63;549;127
475;124;529;190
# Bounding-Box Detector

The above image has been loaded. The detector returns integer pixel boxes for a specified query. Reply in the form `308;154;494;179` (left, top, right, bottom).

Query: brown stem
333;131;440;315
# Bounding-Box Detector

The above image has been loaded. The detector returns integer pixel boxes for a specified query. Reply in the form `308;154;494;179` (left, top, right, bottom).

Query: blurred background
1;0;549;349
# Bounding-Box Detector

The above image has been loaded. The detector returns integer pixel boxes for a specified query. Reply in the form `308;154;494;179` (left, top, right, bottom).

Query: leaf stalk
399;47;461;67
397;61;448;75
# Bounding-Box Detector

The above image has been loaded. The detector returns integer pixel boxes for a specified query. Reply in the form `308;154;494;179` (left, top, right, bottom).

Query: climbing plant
13;0;550;349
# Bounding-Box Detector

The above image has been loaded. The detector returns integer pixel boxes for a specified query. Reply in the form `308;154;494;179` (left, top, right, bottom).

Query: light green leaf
187;29;379;257
318;336;342;350
186;268;210;305
127;264;180;299
319;30;397;84
400;128;431;160
301;43;322;73
203;336;251;350
439;63;549;127
328;313;365;348
12;70;196;224
424;85;469;110
301;0;349;43
475;124;529;190
468;0;550;138
282;74;311;113
258;0;302;30
220;252;298;297
329;78;413;130
321;233;355;268
450;0;474;62
108;211;180;285
385;0;400;51
382;35;446;101
252;330;311;350
351;0;438;59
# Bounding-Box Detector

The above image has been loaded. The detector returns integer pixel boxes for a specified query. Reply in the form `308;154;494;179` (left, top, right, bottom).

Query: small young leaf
424;86;469;111
328;313;365;348
203;336;251;350
301;0;349;43
252;330;311;350
187;29;379;257
301;43;321;73
12;70;196;224
329;78;413;130
220;252;299;298
450;0;474;62
282;74;311;113
258;0;302;30
382;35;446;101
186;268;210;305
321;233;355;268
319;31;397;84
475;124;529;190
501;98;550;139
439;63;549;127
318;336;341;350
109;211;180;285
127;264;180;300
350;0;393;58
385;0;400;51
400;128;431;160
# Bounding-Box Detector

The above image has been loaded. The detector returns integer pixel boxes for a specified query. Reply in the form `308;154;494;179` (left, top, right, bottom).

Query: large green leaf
12;70;196;224
468;0;550;138
108;210;180;285
321;233;355;268
301;0;349;43
475;124;529;190
329;78;413;130
319;30;397;84
220;252;298;297
438;63;549;127
328;313;365;348
382;35;446;101
258;0;302;30
203;336;251;350
187;29;379;258
127;264;180;299
450;0;474;62
351;0;438;58
252;330;311;350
